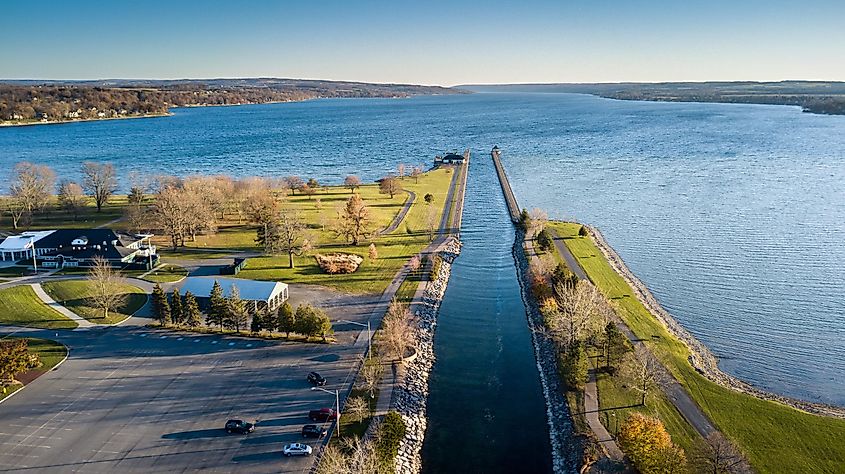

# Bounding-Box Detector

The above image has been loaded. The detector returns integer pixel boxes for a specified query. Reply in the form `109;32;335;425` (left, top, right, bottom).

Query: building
434;150;467;166
0;229;158;269
179;276;289;313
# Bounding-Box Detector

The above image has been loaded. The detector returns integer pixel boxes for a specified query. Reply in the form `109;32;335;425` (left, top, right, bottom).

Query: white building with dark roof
179;276;289;313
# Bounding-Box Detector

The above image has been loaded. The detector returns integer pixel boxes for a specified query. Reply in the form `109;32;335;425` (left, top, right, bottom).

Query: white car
283;443;313;457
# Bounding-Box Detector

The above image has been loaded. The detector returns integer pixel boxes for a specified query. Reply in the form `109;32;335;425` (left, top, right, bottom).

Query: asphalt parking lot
0;287;380;473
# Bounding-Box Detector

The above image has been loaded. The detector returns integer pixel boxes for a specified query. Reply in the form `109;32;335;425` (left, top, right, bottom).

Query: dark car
301;424;327;439
308;408;337;422
307;372;326;386
224;419;255;434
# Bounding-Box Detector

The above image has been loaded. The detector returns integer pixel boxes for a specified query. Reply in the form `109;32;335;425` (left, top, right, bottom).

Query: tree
379;299;415;360
344;175;362;193
379;176;401;198
170;288;183;325
294;304;333;340
344;396;370;423
425;204;438;241
81;162;118;212
206;280;227;331
284;176;304;195
10;162;55;214
150;185;188;250
5;197;27;230
621;352;659;406
548;279;605;347
151;283;171;326
358;356;384;399
127;186;144;206
368;243;378;260
251;308;269;333
335;194;372;245
57;180;85;220
604;322;631;373
183;291;203;328
0;339;33;385
559;341;589;390
579;225;589;237
410;166;422;183
693;433;752;474
423;193;434;204
225;285;249;332
528;207;549;237
617;413;687;474
307;177;320;189
278;211;313;268
397;164;405;179
87;256;127;322
518;208;531;231
537;228;553;252
277;301;295;337
375;411;406;467
301;184;316;199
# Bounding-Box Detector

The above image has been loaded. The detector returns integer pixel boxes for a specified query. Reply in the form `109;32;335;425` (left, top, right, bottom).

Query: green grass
0;266;28;278
0;285;77;329
0;195;130;231
41;280;147;325
548;221;845;473
0;337;68;402
237;169;454;294
142;264;188;283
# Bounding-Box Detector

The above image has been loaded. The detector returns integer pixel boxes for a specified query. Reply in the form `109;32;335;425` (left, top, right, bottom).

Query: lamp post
311;386;340;435
340;319;371;360
30;237;37;273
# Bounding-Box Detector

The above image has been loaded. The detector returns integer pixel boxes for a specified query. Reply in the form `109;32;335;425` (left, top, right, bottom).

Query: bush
315;253;363;274
537;228;553;252
375;411;406;466
617;413;687;474
429;254;442;281
578;225;588;237
559;342;589;390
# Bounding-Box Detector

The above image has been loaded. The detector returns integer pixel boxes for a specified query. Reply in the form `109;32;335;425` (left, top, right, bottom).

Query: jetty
490;146;520;223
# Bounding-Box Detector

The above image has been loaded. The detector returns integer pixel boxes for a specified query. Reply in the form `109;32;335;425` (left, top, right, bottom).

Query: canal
421;156;553;473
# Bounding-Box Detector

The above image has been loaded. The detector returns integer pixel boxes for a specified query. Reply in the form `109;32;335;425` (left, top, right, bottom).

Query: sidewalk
30;283;94;329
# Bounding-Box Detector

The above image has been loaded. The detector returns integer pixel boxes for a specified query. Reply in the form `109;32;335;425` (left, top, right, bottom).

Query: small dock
490;146;520;223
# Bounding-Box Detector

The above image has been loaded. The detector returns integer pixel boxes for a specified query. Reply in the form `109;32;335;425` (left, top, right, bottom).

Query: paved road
549;230;588;281
380;190;415;234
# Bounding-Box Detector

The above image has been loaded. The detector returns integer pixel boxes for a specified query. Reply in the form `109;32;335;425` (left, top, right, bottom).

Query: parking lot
0;288;379;473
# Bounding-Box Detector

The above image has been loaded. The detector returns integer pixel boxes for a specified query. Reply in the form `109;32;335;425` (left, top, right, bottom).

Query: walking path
549;230;588;280
584;369;625;460
381;190;416;234
29;283;94;328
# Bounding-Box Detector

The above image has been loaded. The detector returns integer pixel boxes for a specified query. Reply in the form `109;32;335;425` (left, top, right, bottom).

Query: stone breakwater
587;225;845;419
393;237;462;474
512;229;579;473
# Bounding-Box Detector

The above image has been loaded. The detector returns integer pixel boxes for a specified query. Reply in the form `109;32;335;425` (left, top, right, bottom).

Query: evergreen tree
251;308;269;333
206;280;226;331
151;283;171;326
560;342;589;390
226;285;249;332
170;288;183;325
537;228;553;252
277;301;295;337
183;291;203;328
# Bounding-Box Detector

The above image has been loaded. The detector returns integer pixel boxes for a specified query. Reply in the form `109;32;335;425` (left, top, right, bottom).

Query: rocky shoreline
512;229;579;473
587;225;845;419
393;237;462;474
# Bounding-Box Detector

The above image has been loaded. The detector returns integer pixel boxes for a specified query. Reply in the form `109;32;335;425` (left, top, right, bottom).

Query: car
283;442;313;457
301;424;327;439
308;408;337;422
224;419;255;434
307;372;326;386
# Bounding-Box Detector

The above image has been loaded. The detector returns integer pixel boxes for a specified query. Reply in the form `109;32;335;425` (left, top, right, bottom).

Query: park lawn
0;195;130;232
41;280;147;325
238;168;453;294
0;266;29;278
142;264;188;283
0;286;77;329
548;221;845;473
0;337;68;402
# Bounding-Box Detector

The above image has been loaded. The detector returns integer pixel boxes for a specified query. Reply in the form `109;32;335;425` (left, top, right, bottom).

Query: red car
308;408;337;422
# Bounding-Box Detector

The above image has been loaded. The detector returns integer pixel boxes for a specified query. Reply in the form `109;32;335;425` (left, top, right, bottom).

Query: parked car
301;424;327;439
224;419;255;434
307;372;326;386
283;442;313;457
308;408;337;422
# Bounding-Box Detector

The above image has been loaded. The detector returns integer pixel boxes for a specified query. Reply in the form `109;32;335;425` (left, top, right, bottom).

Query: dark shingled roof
37;229;143;260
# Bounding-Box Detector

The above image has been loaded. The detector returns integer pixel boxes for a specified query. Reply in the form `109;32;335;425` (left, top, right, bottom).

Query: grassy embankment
0;286;78;329
0;337;67;402
547;221;845;473
41;280;147;325
167;168;454;294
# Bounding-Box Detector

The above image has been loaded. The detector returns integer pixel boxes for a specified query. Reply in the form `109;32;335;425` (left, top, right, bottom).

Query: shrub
429;255;442;281
315;253;363;274
617;413;687;474
578;225;588;237
375;411;406;466
537;228;553;252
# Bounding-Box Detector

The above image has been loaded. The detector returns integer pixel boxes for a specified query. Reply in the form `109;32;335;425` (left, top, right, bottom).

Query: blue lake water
2;93;844;410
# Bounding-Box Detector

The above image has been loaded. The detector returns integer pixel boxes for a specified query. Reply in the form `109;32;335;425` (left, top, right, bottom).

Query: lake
2;92;843;409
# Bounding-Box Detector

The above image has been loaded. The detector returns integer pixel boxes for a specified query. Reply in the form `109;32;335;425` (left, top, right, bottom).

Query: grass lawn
41;280;147;325
0;337;68;402
0;286;78;329
125;264;188;283
0;195;130;232
548;221;845;473
0;266;29;278
235;168;454;294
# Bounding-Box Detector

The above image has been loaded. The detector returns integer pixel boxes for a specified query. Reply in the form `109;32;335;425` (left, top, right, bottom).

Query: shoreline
586;224;845;419
0;112;172;128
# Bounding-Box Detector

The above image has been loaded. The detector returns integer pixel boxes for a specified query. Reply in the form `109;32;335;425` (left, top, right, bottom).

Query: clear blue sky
3;0;844;85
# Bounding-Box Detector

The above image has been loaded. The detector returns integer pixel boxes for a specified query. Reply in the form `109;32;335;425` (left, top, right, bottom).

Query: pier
490;146;520;223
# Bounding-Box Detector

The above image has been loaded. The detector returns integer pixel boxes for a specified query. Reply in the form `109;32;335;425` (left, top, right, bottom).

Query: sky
3;0;844;86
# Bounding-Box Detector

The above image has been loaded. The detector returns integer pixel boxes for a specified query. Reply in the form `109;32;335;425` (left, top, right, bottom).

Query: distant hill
0;78;466;125
458;81;845;115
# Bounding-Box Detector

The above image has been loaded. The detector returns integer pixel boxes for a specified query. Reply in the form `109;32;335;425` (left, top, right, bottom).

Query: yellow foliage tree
617;413;687;473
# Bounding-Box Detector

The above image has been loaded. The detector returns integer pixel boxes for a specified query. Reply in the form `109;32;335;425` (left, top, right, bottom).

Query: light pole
30;237;37;273
311;386;340;435
340;319;371;360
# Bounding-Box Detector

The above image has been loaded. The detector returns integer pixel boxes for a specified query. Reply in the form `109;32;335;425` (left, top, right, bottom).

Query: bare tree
81;162;118;212
150;185;189;250
621;352;659;406
344;396;370;423
57;180;85;221
284;176;304;195
358;356;384;399
335;193;372;245
425;203;439;241
528;207;549;237
550;279;605;346
10;162;55;219
378;176;402;199
378;299;415;361
317;435;382;474
694;433;752;474
277;210;313;268
410;166;422;183
87;256;127;322
344;175;362;193
397;163;405;180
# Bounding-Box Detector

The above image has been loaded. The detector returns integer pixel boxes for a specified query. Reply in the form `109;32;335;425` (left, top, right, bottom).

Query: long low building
0;228;157;269
179;276;289;313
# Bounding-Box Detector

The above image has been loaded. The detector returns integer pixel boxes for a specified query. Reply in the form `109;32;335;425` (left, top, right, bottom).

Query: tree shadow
161;428;230;440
